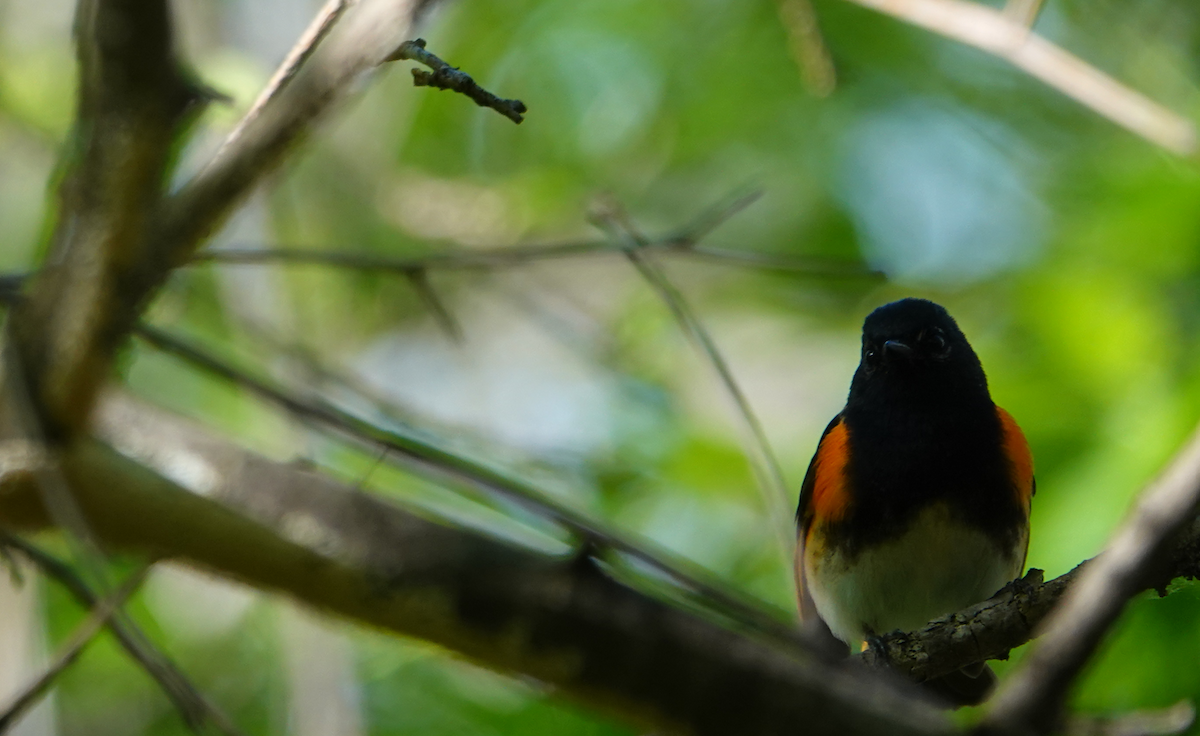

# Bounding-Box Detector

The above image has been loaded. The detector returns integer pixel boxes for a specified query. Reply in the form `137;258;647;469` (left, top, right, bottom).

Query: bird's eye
928;329;950;358
863;345;879;373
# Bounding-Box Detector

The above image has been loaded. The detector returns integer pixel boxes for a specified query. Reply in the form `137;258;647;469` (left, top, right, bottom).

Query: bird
794;297;1034;706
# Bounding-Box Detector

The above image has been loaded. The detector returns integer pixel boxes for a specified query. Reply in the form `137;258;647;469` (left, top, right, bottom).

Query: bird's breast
804;501;1024;647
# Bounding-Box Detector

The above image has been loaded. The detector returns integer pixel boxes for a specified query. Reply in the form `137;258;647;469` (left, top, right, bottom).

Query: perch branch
982;425;1200;734
861;521;1200;690
385;38;527;123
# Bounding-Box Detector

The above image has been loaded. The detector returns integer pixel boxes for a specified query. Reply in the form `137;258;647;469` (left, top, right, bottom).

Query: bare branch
403;268;463;342
0;392;950;736
0;533;247;736
191;190;881;279
385;38;527;123
194;239;878;277
842;0;1197;156
982;426;1200;733
0;566;148;732
239;0;350;130
136;0;429;346
591;201;797;579
6;0;209;437
129;322;806;644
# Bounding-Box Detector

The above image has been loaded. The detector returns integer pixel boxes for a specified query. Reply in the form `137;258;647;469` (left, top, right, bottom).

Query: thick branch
6;0;431;441
0;394;951;736
7;0;205;437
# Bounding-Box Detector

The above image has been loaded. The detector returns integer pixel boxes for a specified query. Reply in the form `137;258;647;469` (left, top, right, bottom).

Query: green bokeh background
3;0;1200;732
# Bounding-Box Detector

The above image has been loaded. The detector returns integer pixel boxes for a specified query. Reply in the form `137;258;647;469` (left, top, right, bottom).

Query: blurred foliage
4;0;1200;733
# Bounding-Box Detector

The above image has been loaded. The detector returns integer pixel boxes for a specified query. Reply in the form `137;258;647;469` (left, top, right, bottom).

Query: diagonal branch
129;321;805;644
0;392;952;736
155;0;428;270
981;425;1200;734
0;566;149;732
591;201;797;577
0;533;247;736
842;0;1197;156
6;0;209;438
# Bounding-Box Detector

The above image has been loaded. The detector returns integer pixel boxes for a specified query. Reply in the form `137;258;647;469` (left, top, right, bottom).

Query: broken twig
385;38;527;123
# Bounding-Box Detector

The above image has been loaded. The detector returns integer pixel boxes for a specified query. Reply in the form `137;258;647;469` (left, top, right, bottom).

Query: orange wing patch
996;406;1034;511
810;420;852;524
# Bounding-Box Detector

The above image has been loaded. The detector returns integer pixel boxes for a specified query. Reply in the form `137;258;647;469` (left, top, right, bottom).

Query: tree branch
129;321;806;646
0;533;247;736
192;191;880;279
856;507;1200;714
155;0;427;269
0;393;952;736
841;0;1197;155
0;566;148;732
6;0;207;438
591;200;796;577
981;425;1200;733
385;38;527;123
3;0;432;445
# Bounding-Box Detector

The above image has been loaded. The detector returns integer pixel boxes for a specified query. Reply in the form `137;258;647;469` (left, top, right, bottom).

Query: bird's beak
883;340;913;359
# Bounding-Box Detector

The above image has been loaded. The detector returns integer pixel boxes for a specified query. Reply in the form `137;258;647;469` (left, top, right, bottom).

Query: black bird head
848;298;991;408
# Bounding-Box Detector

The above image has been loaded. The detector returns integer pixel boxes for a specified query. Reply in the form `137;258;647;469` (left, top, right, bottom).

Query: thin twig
0;293;242;736
236;0;350;134
843;0;1197;155
0;566;148;732
191;190;880;279
404;268;463;342
384;38;527;123
131;321;811;647
982;424;1200;734
590;200;797;579
0;533;247;736
194;241;877;277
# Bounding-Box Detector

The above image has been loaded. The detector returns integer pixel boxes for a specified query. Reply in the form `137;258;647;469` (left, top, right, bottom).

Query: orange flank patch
997;406;1034;510
811;420;852;524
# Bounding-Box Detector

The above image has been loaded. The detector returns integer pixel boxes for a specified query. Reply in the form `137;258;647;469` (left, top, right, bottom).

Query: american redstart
795;298;1033;706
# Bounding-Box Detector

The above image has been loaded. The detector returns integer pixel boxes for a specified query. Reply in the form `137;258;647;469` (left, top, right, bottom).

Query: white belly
806;503;1023;646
